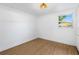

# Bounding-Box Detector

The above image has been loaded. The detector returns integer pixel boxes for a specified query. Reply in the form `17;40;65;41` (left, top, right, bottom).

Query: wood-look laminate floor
0;38;78;55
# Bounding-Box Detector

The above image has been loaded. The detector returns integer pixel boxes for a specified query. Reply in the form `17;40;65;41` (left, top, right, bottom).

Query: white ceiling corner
0;3;79;16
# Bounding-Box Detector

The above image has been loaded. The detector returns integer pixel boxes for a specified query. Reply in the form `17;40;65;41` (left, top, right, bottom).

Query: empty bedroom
0;3;79;55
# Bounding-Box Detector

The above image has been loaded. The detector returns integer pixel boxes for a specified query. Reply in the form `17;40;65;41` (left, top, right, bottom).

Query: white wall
76;8;79;51
0;6;37;52
76;36;79;51
38;9;76;46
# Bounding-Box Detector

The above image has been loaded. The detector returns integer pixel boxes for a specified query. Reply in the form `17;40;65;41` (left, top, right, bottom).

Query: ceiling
0;3;79;16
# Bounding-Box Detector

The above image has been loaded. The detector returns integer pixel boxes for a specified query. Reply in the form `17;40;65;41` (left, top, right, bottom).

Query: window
58;14;73;27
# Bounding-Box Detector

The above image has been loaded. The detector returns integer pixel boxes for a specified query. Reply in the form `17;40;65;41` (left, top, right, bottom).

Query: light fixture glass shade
40;3;48;9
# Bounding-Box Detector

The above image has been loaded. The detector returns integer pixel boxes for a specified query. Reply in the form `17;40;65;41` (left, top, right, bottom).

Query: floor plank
0;38;78;55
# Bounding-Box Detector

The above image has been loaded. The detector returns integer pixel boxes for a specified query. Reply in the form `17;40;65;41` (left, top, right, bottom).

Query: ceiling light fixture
40;3;48;9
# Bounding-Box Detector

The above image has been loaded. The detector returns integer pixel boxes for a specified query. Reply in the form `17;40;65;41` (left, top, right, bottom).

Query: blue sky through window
64;14;72;22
